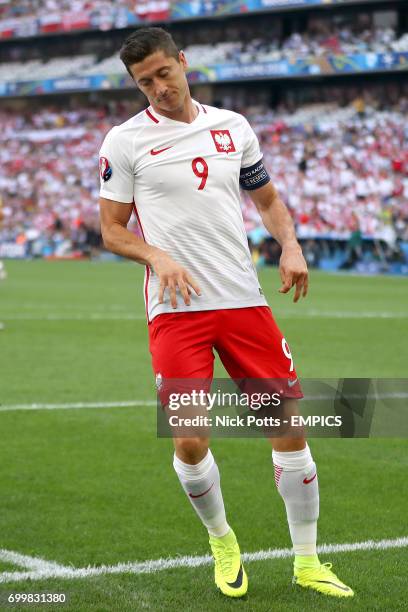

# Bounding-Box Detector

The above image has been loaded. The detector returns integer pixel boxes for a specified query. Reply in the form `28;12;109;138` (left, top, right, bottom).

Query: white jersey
99;100;268;321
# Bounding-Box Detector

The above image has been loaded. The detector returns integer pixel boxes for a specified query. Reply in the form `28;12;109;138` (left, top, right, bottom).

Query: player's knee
174;437;209;464
271;437;307;452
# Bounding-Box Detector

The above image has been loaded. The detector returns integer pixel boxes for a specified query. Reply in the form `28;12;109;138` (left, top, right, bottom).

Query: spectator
0;92;407;262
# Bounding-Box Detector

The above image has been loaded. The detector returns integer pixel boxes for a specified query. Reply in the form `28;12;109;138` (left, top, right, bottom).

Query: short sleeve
98;127;134;203
240;116;263;168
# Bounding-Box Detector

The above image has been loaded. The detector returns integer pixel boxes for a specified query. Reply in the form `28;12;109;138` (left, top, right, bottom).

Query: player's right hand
149;249;201;308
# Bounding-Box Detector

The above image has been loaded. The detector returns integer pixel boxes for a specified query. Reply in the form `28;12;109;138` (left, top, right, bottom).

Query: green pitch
0;261;407;611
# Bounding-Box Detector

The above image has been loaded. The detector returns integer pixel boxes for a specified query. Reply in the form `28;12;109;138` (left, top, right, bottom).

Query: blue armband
239;159;270;191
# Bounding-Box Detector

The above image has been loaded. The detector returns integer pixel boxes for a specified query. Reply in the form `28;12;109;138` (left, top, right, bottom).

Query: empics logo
210;130;236;153
99;156;112;182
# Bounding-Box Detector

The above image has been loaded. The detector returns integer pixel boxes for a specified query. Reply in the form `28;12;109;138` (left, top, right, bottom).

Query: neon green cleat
293;561;354;598
209;529;248;598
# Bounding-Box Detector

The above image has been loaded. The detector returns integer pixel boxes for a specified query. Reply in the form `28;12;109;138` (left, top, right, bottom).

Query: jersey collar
145;100;206;126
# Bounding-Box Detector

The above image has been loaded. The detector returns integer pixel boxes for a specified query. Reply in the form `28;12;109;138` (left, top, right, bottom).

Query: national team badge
210;130;236;153
99;156;112;182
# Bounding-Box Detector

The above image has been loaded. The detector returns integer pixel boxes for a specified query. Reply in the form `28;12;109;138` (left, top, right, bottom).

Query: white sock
272;444;319;556
173;449;230;537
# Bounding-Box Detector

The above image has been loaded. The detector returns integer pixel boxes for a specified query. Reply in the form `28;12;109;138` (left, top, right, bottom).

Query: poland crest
210;130;236;153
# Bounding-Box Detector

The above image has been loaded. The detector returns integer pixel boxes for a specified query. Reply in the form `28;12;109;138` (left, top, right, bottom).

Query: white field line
306;392;408;401
0;549;67;572
0;311;407;321
0;536;407;584
0;392;407;413
9;303;130;311
0;400;156;412
0;313;145;321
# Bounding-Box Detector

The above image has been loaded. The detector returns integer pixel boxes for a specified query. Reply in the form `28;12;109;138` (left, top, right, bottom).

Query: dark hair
120;27;179;76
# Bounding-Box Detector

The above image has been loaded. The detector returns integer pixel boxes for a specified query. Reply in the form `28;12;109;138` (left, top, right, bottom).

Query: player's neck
151;95;198;124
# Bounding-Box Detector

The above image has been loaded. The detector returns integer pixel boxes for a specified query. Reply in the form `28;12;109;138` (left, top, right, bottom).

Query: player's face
130;50;189;113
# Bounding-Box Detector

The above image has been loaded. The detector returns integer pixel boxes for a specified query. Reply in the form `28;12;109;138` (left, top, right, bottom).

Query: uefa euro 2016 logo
99;156;112;182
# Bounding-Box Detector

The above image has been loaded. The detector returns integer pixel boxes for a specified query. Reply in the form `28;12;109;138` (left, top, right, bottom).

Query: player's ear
179;50;188;70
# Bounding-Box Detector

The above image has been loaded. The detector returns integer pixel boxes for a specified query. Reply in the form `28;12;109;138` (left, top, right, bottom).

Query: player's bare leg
269;399;353;597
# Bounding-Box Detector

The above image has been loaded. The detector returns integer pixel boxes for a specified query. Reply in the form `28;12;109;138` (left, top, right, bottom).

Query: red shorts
148;306;302;402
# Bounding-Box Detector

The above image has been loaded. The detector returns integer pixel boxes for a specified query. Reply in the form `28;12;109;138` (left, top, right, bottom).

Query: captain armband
239;159;271;191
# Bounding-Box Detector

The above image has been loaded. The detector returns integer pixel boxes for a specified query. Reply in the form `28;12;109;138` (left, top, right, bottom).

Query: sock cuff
173;449;214;480
272;443;314;471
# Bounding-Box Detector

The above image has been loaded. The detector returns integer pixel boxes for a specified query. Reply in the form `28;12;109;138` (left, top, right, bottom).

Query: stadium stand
0;0;407;273
0;0;171;22
1;16;408;85
1;90;407;268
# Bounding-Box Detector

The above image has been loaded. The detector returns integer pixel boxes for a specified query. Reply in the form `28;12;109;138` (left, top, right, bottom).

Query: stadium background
0;1;407;611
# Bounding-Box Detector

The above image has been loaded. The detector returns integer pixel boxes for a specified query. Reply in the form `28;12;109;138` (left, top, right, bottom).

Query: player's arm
99;197;201;307
247;181;308;302
239;116;308;302
99;197;156;264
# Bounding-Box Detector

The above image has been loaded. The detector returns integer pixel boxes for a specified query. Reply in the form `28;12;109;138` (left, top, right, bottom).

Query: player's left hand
278;243;308;303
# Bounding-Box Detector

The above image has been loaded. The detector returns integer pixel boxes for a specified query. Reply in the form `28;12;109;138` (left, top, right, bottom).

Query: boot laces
212;540;236;576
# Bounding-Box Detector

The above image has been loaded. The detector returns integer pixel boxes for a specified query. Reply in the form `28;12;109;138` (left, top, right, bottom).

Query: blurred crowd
0;88;407;267
242;96;408;241
182;10;406;63
242;96;408;271
0;0;170;22
3;28;408;84
1;9;406;83
0;102;128;258
184;27;408;68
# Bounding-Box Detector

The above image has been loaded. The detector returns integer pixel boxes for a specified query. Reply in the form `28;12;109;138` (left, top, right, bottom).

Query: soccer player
98;27;354;599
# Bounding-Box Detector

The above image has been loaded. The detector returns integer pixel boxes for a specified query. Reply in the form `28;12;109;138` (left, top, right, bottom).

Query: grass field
0;260;407;611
